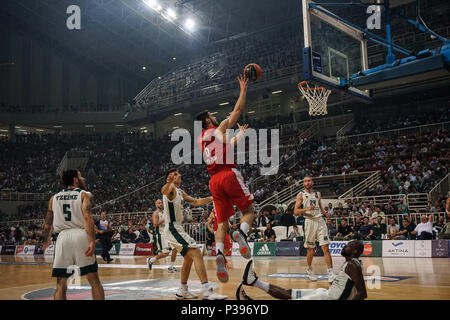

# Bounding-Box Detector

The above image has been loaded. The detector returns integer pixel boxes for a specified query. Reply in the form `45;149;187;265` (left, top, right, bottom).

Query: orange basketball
244;63;263;82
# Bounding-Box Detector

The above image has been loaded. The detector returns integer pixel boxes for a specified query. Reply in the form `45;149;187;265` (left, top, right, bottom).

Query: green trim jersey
154;209;165;229
163;188;184;226
52;188;89;233
300;190;323;219
328;258;361;300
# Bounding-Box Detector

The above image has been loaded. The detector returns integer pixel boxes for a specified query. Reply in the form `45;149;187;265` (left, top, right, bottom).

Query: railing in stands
258;172;377;207
336;118;355;144
341;194;407;207
0;192;52;202
338;171;381;199
406;193;430;213
338;121;449;142
428;172;450;205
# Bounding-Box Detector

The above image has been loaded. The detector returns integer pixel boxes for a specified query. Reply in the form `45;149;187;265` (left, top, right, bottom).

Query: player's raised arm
42;196;54;251
345;262;367;300
293;192;315;217
216;75;248;141
81;192;96;256
181;190;213;207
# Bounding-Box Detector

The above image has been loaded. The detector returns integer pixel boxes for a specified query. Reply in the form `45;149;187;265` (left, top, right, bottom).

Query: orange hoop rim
298;81;326;91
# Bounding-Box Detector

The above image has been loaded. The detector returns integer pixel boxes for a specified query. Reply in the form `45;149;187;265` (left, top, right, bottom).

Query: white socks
181;283;188;291
327;268;334;274
253;279;270;293
216;242;224;254
240;222;250;236
150;257;157;263
170;261;174;268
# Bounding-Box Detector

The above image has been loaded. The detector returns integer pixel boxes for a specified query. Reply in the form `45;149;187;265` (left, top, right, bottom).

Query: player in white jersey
162;168;227;300
42;169;104;300
294;176;336;282
237;240;367;300
147;199;178;273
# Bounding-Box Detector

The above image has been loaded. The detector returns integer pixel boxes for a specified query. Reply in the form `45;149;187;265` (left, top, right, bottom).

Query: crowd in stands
0;102;122;114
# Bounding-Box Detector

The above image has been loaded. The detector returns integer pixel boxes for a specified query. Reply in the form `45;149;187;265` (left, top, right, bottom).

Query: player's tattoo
42;209;53;243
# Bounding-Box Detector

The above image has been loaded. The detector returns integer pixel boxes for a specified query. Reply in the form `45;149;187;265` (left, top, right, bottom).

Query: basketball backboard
301;0;450;104
302;0;372;102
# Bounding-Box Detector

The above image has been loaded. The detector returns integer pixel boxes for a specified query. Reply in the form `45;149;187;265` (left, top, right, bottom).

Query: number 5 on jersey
63;204;72;221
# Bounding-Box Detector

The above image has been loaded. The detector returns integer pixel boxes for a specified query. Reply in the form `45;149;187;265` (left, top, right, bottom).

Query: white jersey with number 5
52;188;89;233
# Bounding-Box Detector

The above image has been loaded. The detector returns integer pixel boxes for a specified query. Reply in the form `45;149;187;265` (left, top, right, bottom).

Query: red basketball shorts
209;168;254;223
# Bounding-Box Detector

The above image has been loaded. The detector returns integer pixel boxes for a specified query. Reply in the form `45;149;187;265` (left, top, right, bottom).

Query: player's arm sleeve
346;263;367;300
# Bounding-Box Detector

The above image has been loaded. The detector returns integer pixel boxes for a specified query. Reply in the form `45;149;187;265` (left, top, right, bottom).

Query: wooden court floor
0;254;449;300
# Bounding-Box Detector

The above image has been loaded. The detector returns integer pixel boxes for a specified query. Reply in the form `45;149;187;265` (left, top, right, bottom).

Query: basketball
244;63;263;82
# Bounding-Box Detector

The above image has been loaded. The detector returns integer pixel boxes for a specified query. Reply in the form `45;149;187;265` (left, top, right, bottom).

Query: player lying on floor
236;240;367;300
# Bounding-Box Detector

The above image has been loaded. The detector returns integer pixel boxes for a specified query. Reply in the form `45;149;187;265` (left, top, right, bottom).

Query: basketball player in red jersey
207;209;232;258
196;74;255;283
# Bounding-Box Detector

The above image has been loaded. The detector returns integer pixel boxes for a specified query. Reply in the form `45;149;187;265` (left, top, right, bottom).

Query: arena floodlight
167;8;177;19
143;0;158;10
219;102;229;106
185;19;195;32
174;113;182;116
247;111;255;114
272;90;283;94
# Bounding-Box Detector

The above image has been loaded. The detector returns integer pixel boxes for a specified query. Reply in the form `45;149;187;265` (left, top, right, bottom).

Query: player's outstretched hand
237;123;249;133
85;241;95;256
237;74;249;91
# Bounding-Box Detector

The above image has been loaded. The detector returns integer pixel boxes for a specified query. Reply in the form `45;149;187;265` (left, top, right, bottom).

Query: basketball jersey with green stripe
163;188;184;226
52;188;88;233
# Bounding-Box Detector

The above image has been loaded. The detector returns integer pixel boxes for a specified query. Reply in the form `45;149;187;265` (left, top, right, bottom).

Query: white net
297;81;331;116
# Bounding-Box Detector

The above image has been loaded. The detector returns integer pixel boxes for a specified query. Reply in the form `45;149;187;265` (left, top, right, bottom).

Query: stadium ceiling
0;0;301;85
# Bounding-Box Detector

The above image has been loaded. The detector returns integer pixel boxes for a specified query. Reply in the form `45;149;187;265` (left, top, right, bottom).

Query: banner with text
1;245;16;255
34;245;44;255
119;243;136;256
414;240;432;257
275;241;301;256
382;240;415;257
18;245;36;256
44;244;55;256
109;243;121;255
135;243;154;256
253;242;276;256
431;240;448;257
361;241;382;257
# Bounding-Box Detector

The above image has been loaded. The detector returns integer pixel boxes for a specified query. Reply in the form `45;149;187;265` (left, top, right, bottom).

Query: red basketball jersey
197;126;236;175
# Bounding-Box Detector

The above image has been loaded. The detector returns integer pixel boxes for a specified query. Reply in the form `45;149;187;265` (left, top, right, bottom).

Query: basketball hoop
297;81;331;116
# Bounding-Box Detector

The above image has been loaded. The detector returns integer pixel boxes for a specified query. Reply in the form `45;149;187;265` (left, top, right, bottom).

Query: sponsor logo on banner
275;242;301;256
415;240;432;257
135;244;154;256
109;243;121;255
361;241;382;257
44;244;55;256
2;245;17;255
19;245;36;256
34;245;44;255
431;240;448;257
382;240;414;257
119;243;136;256
329;241;349;256
253;242;276;256
15;245;24;255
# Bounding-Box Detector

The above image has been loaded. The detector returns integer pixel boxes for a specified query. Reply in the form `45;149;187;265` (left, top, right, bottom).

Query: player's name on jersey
55;194;79;201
